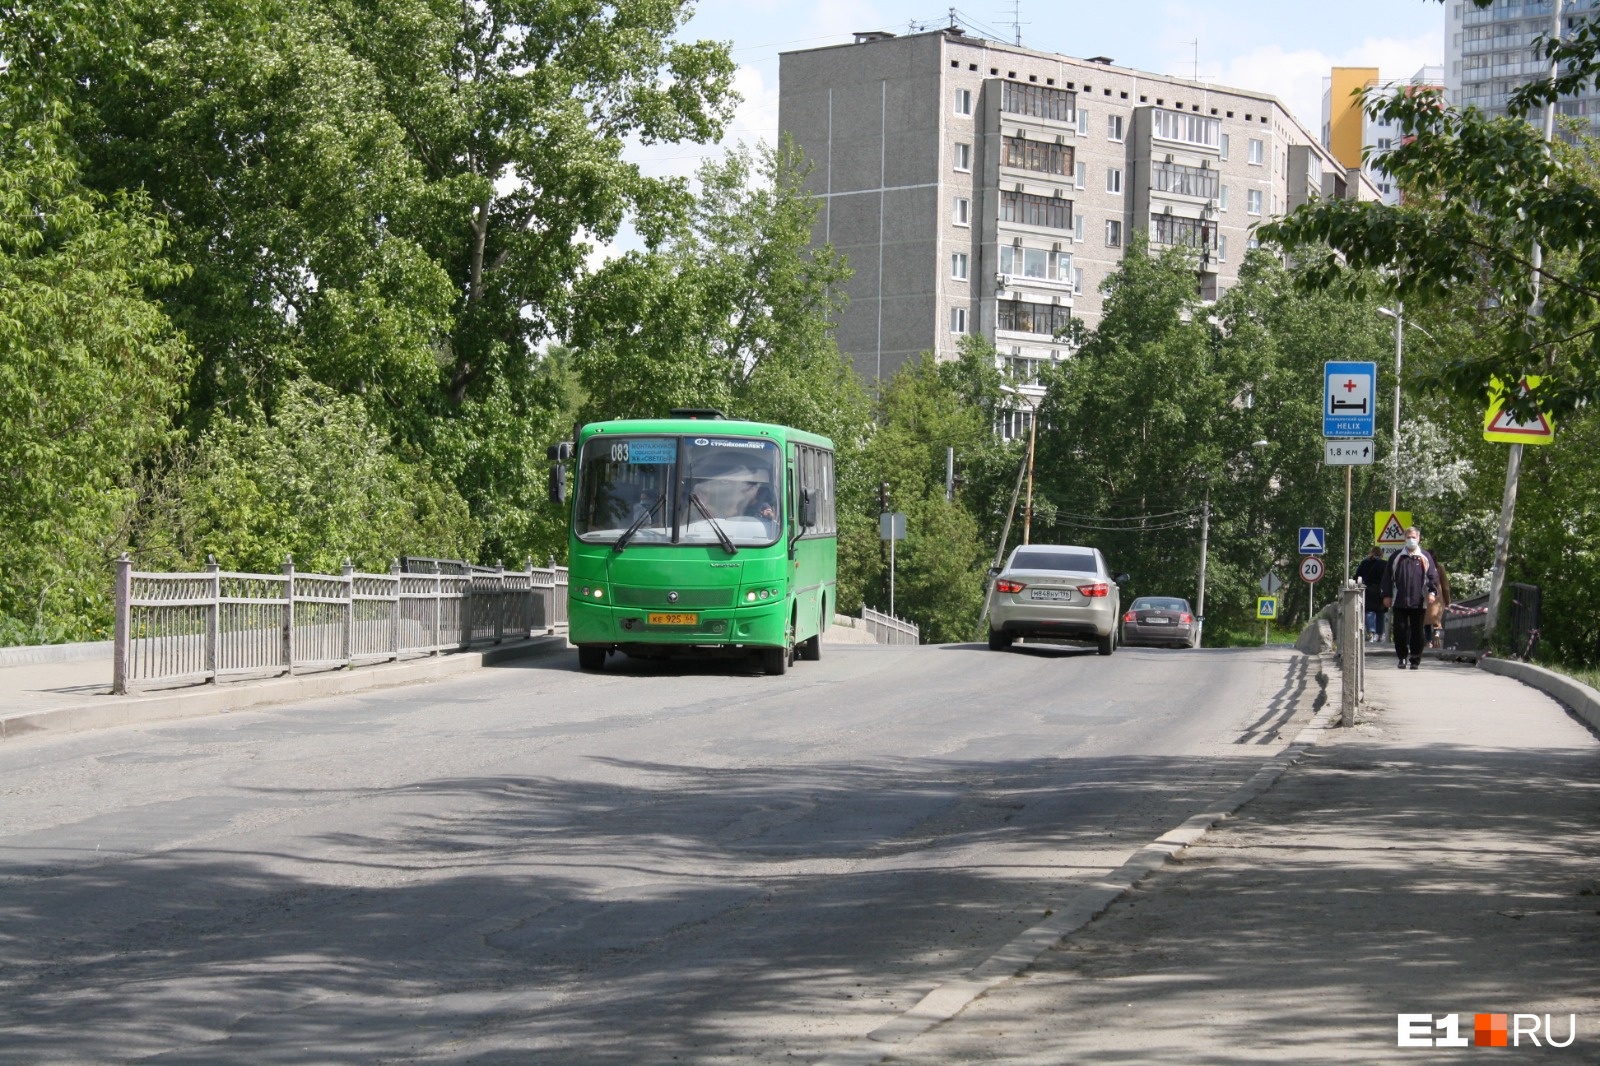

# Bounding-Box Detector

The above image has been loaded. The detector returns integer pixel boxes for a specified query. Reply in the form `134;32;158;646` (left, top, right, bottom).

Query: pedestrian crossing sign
1373;510;1412;546
1257;596;1278;620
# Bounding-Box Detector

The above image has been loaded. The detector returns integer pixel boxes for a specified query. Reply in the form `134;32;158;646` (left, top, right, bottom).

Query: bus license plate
648;612;699;626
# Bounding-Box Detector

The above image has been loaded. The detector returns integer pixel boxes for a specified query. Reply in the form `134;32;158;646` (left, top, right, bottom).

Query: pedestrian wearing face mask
1381;526;1438;669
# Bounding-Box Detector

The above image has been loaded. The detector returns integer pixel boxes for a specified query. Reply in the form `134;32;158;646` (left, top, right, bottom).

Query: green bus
558;412;837;675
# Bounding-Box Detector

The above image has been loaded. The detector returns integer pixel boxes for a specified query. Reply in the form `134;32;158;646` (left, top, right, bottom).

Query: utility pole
1487;0;1559;639
1390;299;1403;513
1195;482;1210;619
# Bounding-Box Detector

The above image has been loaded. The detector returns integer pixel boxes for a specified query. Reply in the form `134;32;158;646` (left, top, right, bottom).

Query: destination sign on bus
621;439;676;464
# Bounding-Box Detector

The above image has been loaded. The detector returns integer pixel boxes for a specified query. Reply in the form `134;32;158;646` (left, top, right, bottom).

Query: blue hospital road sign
1324;361;1377;437
1298;526;1326;555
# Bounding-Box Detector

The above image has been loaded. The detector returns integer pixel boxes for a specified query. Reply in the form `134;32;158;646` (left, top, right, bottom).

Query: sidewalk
0;636;571;741
857;651;1600;1063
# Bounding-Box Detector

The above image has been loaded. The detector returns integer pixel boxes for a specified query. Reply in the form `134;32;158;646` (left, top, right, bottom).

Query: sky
629;0;1448;183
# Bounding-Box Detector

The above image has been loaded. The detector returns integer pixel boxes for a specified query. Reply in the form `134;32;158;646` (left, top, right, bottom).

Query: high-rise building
1322;65;1445;205
1446;0;1598;132
778;27;1378;412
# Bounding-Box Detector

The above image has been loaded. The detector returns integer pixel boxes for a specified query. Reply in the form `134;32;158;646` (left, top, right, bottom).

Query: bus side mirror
546;442;572;505
800;489;817;528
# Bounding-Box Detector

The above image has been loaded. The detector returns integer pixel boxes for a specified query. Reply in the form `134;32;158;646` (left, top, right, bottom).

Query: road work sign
1374;510;1413;546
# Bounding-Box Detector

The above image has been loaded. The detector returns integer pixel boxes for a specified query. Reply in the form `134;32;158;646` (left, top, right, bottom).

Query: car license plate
1144;617;1170;624
648;612;699;626
1029;589;1071;601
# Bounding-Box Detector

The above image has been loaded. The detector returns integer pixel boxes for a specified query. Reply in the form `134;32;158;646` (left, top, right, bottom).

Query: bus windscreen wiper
613;492;665;553
689;493;738;555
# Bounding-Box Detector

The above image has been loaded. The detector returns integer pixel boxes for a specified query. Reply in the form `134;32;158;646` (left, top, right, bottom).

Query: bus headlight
759;589;770;600
746;591;757;602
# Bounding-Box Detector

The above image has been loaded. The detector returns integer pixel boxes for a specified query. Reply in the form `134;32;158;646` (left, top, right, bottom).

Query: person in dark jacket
1354;545;1388;642
1381;526;1439;669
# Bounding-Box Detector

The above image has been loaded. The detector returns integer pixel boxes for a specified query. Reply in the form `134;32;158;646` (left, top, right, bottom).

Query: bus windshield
574;435;782;548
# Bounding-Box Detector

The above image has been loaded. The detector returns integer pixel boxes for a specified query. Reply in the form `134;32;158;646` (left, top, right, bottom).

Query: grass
1541;661;1600;693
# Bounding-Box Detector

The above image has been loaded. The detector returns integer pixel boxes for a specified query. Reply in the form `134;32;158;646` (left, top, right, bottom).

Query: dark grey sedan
1120;596;1198;648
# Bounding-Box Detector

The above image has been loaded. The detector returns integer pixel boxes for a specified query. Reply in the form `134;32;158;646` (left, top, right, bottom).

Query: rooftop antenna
948;7;959;30
1007;0;1027;46
1189;39;1199;81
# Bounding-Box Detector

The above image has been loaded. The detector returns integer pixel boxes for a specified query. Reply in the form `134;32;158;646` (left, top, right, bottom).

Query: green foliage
0;111;191;643
858;341;1007;642
136;379;476;574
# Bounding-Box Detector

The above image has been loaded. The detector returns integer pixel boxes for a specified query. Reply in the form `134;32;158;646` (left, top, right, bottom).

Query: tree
1259;0;1600;418
0;112;192;642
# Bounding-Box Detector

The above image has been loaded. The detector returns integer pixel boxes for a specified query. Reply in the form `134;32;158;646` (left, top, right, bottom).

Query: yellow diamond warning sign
1374;510;1412;546
1484;375;1555;445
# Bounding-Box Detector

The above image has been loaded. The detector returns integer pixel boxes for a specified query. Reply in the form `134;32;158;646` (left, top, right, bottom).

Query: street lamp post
1377;306;1438;516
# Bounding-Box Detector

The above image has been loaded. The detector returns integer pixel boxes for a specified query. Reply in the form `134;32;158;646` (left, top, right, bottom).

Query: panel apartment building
778;28;1378;406
1445;0;1599;133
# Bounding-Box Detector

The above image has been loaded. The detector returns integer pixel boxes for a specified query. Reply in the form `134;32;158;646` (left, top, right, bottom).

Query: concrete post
1340;580;1364;727
205;555;220;683
112;553;132;695
341;558;355;668
281;554;295;676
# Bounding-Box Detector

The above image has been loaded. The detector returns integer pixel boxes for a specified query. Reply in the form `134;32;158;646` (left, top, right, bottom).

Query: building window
1149;213;1219;251
1219;235;1228;262
1000;190;1073;230
1219;185;1229;210
954;88;973;116
1247;188;1262;215
1105;219;1122;247
1248;138;1264;165
1002;135;1073;176
1151;108;1220;147
1072;267;1084;295
953;142;971;171
1075;161;1086;189
1149;160;1218;199
1107;113;1124;141
1220;133;1230;160
1247;237;1261;250
997;299;1072;336
1000;81;1074;122
951;252;969;280
1106;167;1123;194
1077;108;1089;135
954;196;971;226
950;306;968;334
1074;214;1086;241
999;245;1063;280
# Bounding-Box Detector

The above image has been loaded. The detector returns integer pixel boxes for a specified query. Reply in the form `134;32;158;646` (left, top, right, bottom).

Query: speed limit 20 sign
1299;555;1325;584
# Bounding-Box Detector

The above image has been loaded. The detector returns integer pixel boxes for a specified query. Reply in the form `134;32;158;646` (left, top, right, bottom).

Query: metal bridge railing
861;606;919;646
113;554;567;694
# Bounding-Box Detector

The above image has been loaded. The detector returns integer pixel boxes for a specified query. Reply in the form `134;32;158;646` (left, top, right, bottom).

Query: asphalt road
0;641;1316;1064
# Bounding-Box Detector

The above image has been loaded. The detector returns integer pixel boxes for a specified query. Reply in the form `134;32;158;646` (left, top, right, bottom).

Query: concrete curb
815;650;1339;1066
0;640;115;668
1479;656;1600;736
0;636;570;742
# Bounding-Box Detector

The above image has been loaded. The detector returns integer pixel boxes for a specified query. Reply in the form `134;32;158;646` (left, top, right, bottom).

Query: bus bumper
568;598;790;650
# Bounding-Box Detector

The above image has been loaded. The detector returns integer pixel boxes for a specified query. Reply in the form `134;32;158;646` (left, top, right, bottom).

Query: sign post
1257;595;1278;646
880;512;906;616
1325;361;1376;594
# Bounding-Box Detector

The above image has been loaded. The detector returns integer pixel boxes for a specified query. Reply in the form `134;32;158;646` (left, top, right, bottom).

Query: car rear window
1133;598;1188;611
1010;550;1098;573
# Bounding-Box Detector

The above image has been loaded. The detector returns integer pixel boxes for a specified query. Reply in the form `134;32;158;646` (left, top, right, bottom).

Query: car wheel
988;627;1012;651
1097;630;1115;656
577;646;606;671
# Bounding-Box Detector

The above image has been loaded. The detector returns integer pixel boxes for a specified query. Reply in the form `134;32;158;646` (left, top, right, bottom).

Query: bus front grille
612;586;734;609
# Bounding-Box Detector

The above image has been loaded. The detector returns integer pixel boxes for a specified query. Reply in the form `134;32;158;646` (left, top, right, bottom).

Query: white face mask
1405;537;1419;550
